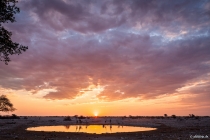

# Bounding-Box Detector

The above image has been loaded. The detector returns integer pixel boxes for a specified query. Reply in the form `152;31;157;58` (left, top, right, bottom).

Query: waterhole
27;125;156;134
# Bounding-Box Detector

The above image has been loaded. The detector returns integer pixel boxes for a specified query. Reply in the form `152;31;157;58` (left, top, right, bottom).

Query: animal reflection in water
75;125;84;132
65;125;70;129
73;124;123;132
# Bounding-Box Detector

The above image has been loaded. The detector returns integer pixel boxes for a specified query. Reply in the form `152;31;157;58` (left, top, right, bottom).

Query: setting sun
94;112;98;117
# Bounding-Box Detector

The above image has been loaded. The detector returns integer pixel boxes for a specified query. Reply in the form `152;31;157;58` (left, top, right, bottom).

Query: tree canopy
0;95;16;112
0;0;28;65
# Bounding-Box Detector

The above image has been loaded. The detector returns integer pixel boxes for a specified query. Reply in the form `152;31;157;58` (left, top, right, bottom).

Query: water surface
27;125;156;134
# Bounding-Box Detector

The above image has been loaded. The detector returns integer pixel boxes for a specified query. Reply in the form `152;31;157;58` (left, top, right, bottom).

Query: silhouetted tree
0;0;28;65
0;95;16;113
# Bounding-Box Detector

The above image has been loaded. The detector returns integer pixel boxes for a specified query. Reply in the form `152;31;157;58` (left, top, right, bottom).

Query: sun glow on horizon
1;86;209;116
94;111;98;117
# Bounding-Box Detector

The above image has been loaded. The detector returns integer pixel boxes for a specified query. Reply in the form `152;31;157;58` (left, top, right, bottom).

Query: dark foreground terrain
0;116;209;140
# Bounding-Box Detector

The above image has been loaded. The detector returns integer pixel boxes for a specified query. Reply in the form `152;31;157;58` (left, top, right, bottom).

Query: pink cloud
0;0;210;102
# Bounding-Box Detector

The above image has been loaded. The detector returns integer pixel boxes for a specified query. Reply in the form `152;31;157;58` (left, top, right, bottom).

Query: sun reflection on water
27;125;156;134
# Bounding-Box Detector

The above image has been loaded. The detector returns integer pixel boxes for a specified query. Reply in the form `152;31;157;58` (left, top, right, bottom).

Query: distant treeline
0;114;20;119
2;115;209;119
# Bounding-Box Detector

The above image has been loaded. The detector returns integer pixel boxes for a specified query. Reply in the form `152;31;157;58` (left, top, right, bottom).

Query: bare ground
0;116;210;140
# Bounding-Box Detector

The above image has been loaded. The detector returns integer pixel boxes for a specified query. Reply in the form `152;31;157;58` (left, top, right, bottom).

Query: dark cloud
16;0;210;33
0;0;210;101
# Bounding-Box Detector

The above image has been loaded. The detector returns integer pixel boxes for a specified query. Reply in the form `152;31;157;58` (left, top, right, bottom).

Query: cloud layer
1;0;210;102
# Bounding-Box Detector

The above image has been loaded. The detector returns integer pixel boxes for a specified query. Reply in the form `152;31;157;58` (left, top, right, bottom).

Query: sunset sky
0;0;210;116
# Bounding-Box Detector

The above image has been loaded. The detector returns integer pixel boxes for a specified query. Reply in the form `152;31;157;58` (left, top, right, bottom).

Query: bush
11;114;20;119
78;115;86;119
171;115;176;119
